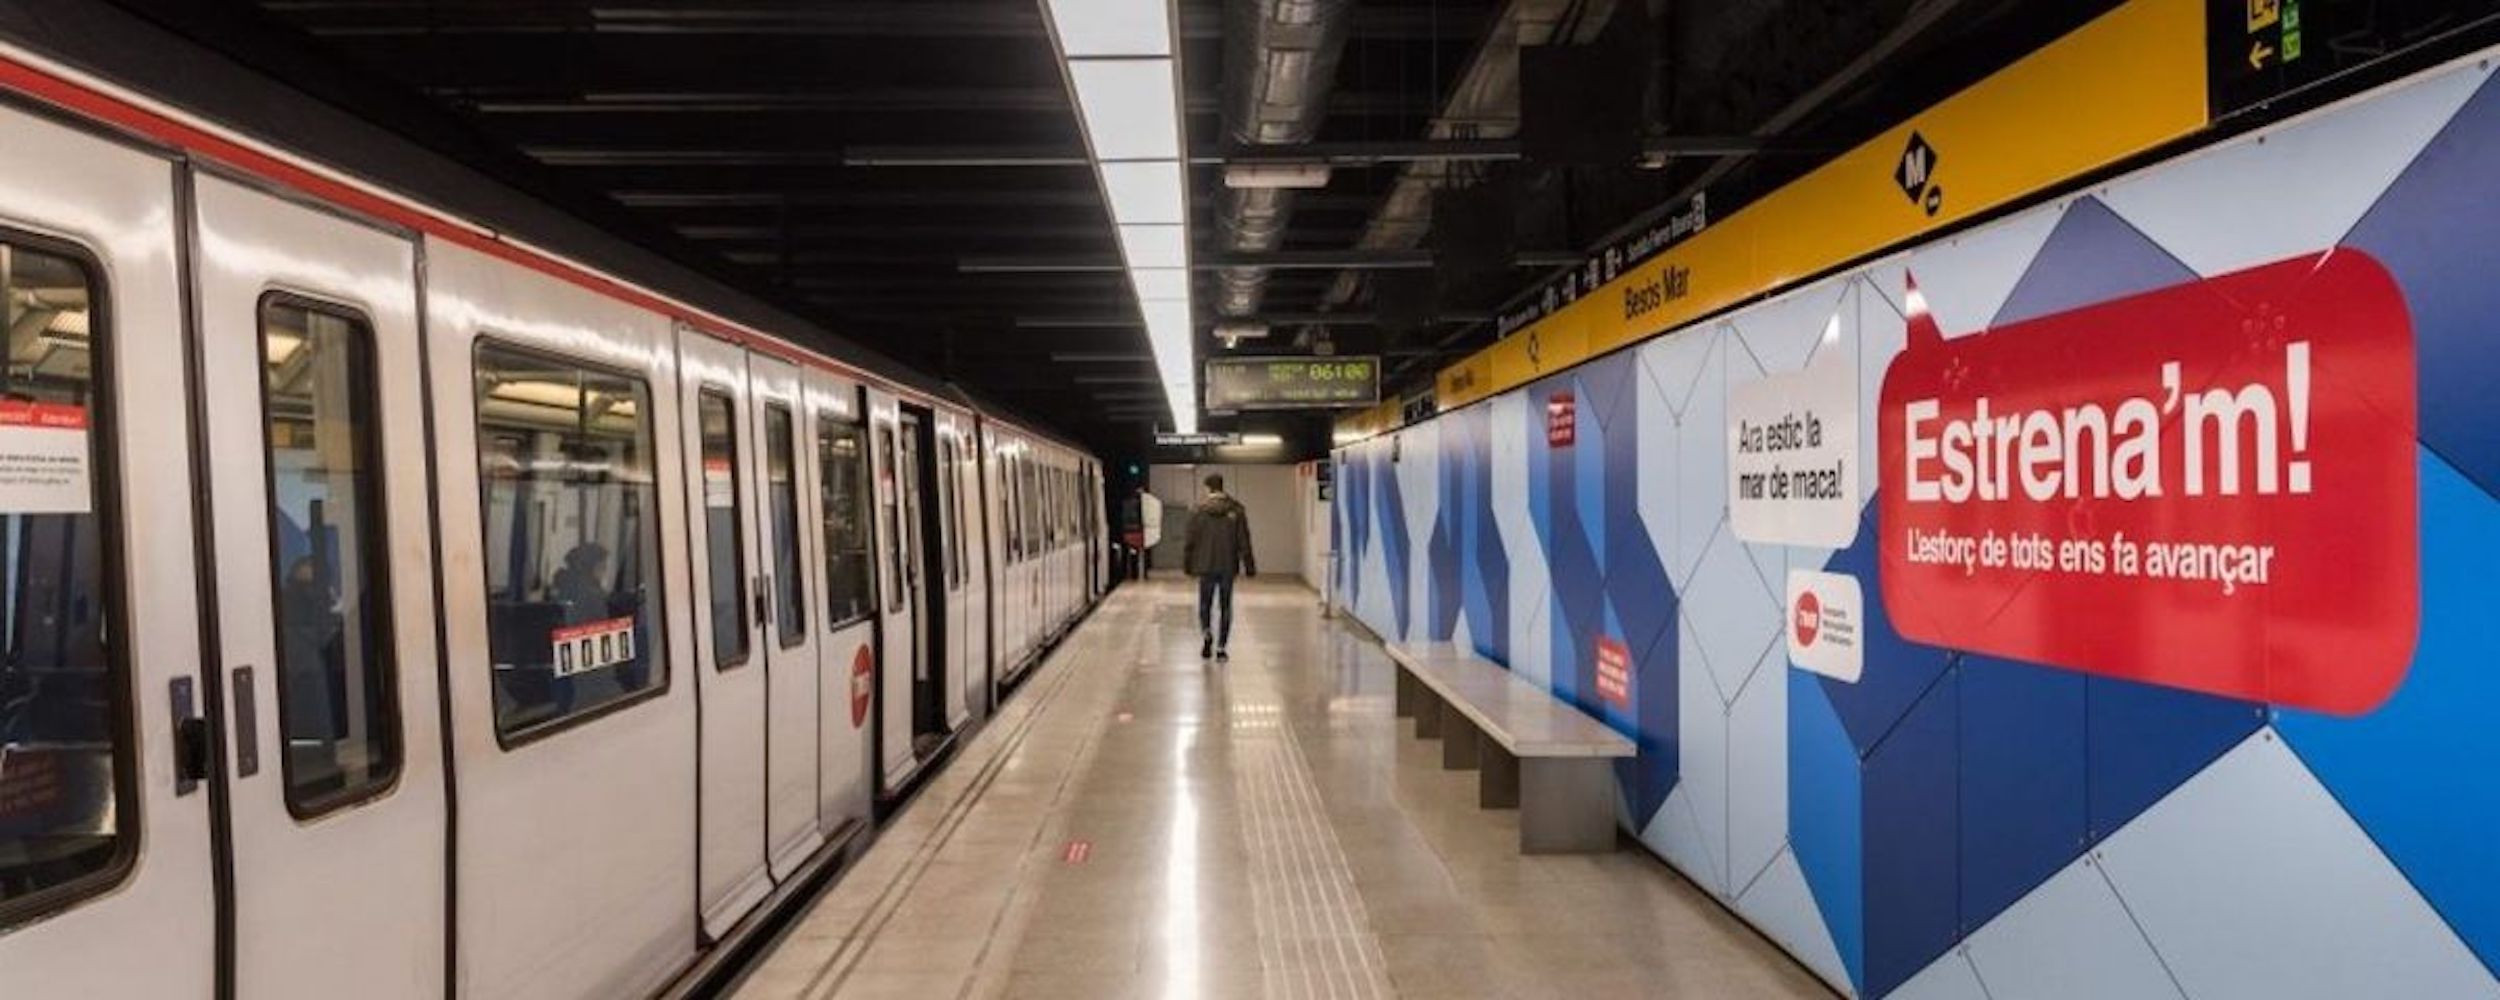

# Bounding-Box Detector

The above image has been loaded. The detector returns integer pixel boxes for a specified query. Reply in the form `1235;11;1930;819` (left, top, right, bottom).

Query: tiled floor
731;579;1835;1000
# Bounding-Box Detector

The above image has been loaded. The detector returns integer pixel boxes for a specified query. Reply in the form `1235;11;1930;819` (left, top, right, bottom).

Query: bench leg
1479;741;1519;809
1519;758;1618;854
1394;670;1417;719
1441;713;1482;770
1414;692;1443;740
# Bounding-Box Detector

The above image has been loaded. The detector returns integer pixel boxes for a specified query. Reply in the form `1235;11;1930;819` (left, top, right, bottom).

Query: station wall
1149;463;1303;578
1333;46;2500;1000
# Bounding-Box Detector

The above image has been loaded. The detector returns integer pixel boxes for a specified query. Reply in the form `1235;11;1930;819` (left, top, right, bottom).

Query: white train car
981;424;1100;695
0;34;1105;1000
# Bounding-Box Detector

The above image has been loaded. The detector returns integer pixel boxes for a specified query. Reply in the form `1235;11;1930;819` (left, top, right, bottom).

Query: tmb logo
1895;131;1943;217
1792;590;1821;648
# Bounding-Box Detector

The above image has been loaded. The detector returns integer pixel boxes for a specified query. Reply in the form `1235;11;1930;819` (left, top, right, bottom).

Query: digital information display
1204;356;1381;411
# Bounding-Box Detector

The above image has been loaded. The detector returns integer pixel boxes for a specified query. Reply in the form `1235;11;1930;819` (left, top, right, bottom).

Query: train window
939;436;963;589
817;414;873;628
876;423;903;614
764;403;803;647
258;296;399;816
696;390;750;670
1022;461;1040;557
1002;452;1020;561
473;342;666;741
0;239;136;924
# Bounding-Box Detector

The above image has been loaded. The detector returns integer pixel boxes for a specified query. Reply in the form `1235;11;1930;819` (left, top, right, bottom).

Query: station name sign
1154;432;1243;447
1205;356;1381;412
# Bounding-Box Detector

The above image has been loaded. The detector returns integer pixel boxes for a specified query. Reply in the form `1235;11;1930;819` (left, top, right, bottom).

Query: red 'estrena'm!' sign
1876;250;2418;715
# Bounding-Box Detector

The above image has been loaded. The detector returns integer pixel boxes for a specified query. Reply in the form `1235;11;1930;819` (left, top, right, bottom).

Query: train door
0;104;214;997
945;415;989;721
745;353;821;879
898;407;953;756
1089;463;1105;597
803;377;873;829
677;330;769;938
996;445;1028;677
1082;463;1098;598
189;172;445;998
866;391;922;791
932;416;974;727
979;429;1010;699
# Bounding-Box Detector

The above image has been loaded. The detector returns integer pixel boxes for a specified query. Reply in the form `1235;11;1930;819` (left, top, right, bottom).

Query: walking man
1183;473;1255;660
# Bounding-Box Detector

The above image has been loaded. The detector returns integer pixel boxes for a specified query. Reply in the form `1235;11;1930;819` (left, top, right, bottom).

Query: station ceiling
118;0;2122;455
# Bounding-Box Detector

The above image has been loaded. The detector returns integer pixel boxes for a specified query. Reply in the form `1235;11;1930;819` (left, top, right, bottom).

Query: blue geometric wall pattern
2276;450;2500;977
1374;438;1411;639
1329;42;2500;1000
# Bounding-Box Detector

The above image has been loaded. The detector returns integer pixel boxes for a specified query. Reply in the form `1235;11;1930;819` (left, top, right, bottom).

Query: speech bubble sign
1876;249;2418;715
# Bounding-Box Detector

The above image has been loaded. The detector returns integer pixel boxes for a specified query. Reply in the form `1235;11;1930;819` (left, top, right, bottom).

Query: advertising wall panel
1335;37;2500;999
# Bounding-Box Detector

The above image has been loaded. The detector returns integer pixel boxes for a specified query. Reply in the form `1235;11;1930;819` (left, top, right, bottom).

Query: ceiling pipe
1214;0;1355;319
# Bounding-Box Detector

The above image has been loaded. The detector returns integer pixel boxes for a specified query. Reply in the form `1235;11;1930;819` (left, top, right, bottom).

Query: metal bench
1385;642;1636;853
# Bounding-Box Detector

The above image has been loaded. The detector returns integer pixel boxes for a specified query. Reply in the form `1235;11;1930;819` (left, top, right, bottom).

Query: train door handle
169;677;209;796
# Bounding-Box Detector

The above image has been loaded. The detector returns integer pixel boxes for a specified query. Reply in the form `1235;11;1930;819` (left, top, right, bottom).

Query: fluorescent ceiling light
1047;4;1197;435
1237;433;1285;447
1142;298;1193;352
1117;224;1187;269
1098;159;1186;225
1069;59;1181;161
1223;164;1332;189
1130;268;1190;301
1043;0;1172;57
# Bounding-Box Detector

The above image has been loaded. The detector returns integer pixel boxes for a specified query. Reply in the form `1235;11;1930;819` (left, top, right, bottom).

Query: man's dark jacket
1182;493;1256;577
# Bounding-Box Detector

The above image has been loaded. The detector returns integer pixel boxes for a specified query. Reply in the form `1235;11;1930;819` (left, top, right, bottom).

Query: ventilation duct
1215;0;1354;319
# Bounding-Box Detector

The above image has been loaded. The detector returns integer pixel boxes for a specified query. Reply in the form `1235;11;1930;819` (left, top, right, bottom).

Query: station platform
730;579;1830;999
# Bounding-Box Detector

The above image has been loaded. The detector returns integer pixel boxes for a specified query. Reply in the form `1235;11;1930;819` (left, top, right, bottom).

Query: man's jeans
1197;573;1236;646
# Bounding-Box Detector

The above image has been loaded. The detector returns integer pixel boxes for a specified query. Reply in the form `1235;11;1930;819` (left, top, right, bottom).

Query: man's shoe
1216;648;1230;662
1201;636;1213;659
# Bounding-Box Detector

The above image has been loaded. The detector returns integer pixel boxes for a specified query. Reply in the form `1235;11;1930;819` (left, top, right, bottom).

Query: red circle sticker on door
850;646;874;727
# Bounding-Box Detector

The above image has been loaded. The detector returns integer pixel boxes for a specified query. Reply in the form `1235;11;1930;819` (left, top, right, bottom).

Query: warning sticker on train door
702;457;736;509
0;401;91;514
551;616;636;677
850;645;874;727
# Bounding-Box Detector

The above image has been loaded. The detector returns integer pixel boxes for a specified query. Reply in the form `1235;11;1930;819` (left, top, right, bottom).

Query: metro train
0;34;1106;1000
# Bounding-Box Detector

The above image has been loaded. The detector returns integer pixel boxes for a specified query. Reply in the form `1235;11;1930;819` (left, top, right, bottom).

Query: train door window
1002;453;1020;561
1021;462;1039;557
0;239;135;923
473;343;666;741
696;390;749;670
939;437;963;588
764;403;803;646
817;414;873;628
933;437;952;589
258;296;398;815
876;424;903;613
